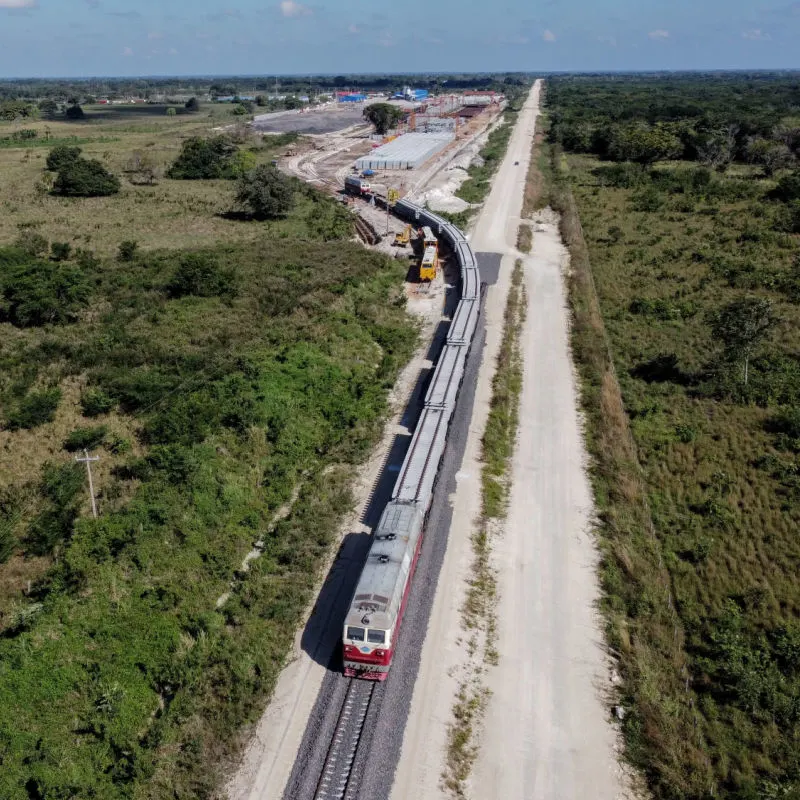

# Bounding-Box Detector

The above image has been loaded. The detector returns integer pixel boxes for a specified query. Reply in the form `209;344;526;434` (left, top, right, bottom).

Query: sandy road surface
390;79;627;800
471;211;628;799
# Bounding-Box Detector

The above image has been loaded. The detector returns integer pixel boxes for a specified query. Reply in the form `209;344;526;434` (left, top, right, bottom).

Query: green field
0;105;417;798
546;75;800;799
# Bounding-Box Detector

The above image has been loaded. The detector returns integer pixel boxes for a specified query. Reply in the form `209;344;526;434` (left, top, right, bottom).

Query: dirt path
470;209;629;799
389;80;628;800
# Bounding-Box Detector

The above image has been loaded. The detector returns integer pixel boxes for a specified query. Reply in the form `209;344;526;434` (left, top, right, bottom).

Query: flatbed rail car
343;198;482;680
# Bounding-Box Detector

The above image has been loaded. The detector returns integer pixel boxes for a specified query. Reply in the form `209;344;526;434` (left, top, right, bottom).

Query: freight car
343;200;481;680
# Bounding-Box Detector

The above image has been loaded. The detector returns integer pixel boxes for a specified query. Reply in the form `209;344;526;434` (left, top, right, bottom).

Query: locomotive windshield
346;627;365;641
367;630;386;644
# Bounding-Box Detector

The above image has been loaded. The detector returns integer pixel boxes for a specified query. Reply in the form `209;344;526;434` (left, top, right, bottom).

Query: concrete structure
355;132;454;171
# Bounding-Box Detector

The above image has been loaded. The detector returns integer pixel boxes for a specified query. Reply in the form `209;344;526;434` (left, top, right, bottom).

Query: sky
0;0;799;78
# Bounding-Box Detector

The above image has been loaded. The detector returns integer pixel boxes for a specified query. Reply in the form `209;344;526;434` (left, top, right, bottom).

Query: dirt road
390;80;628;800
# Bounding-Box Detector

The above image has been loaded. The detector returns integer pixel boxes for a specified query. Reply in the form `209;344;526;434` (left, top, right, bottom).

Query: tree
234;165;296;219
185;97;200;112
46;145;82;172
696;125;739;173
747;137;793;177
166;107;177;118
53;158;120;197
166;253;236;298
284;95;302;110
166;135;237;180
125;150;158;185
363;103;405;135
710;297;777;386
38;99;59;115
65;104;86;120
608;122;683;168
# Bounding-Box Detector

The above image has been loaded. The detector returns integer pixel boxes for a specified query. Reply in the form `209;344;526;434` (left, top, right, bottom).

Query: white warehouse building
355;132;455;171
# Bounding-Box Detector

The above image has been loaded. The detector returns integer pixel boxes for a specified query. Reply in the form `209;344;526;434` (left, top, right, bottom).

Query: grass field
541;94;800;799
0;104;298;255
0;104;418;798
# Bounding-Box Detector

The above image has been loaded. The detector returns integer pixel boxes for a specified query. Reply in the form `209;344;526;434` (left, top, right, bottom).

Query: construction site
272;90;505;250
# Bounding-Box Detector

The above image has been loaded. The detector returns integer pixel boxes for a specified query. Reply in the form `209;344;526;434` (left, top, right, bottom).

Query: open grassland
0;105;299;255
545;74;800;799
0;107;418;798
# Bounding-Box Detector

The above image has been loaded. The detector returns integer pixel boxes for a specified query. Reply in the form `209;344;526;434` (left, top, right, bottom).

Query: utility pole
75;449;100;519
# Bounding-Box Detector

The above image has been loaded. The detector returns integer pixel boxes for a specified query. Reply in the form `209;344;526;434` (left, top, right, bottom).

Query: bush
64;425;108;452
80;388;116;417
166;135;237;180
0;251;91;327
235;165;297;219
5;388;62;430
26;463;85;555
46;145;82;172
65;104;85;120
14;229;48;256
117;240;138;262
50;241;72;262
166;253;236;298
770;172;800;203
767;406;800;451
53;158;120;197
185;97;200;112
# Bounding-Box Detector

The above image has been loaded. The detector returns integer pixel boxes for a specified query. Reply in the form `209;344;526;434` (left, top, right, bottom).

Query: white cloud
148;31;164;40
542;29;556;42
742;28;771;40
348;23;359;34
499;34;529;45
280;0;311;17
0;0;37;7
122;46;134;56
168;47;178;55
648;29;669;39
597;34;617;47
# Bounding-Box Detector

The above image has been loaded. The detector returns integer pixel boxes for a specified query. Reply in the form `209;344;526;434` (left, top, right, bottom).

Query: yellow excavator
393;224;412;248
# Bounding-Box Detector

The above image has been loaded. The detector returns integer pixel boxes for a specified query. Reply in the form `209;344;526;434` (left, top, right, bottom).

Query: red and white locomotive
343;200;481;680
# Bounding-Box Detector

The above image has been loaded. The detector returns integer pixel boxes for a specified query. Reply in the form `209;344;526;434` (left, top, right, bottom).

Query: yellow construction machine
393;224;412;247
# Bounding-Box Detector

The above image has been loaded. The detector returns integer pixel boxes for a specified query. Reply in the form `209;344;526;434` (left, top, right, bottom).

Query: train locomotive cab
343;622;392;680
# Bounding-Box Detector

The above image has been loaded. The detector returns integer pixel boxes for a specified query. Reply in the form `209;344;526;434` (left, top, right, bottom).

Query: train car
344;175;372;196
419;245;439;281
420;225;438;253
343;502;425;680
342;198;481;681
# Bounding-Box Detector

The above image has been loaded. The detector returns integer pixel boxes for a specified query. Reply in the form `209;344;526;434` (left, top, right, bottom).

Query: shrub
46;145;82;172
767;406;800;451
235;165;297;219
166;253;236;299
64;425;108;452
185;97;200;112
14;229;48;256
166;135;237;180
50;241;72;262
26;463;85;555
65;104;85;120
53;158;120;197
0;252;91;327
80;388;116;417
770;172;800;203
5;388;62;430
117;240;138;262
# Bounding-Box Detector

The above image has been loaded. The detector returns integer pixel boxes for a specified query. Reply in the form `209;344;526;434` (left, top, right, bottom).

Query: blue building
338;93;367;102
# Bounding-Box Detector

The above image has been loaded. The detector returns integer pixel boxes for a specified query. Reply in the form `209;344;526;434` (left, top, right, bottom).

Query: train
344;176;372;196
343;199;481;680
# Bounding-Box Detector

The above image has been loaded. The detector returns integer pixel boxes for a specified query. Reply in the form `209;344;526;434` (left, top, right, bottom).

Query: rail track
313;680;376;800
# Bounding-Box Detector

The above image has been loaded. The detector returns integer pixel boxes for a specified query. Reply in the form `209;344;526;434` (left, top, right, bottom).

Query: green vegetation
234;165;297;219
53;154;121;197
546;73;800;799
362;102;405;135
166;135;238;180
0;135;416;797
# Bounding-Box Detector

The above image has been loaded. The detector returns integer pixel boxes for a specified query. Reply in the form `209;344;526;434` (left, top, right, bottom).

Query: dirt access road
390;80;628;800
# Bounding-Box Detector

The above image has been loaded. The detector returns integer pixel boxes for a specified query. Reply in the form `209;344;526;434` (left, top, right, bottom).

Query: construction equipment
394;224;412;247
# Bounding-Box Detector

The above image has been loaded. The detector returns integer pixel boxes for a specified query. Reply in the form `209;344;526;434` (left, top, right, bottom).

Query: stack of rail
343;200;481;680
